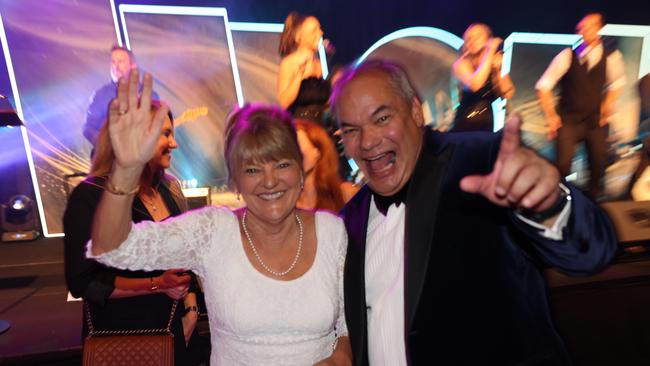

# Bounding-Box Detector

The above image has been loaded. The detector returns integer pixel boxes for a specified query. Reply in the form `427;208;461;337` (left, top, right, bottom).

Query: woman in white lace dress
87;70;351;365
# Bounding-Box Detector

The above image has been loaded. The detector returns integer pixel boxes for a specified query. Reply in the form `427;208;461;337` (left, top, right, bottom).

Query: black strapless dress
451;77;497;132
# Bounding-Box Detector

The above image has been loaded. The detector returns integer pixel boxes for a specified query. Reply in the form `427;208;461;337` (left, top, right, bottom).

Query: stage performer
537;13;625;199
452;23;515;132
83;45;158;153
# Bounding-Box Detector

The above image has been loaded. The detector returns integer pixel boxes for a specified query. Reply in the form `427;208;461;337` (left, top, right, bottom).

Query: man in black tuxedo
331;60;618;365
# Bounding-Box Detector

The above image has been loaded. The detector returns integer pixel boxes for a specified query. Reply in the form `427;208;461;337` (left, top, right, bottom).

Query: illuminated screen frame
500;32;582;131
357;26;464;63
0;13;49;236
119;4;244;107
600;24;650;79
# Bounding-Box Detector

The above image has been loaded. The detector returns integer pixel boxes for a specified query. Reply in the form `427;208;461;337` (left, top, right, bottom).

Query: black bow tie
373;183;409;216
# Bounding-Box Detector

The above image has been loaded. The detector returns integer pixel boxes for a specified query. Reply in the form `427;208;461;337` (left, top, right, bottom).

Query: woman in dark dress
277;12;330;123
64;102;203;365
452;23;515;132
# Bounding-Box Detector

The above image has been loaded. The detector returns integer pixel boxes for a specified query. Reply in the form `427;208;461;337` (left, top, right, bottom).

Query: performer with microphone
451;23;515;132
277;12;331;125
277;12;352;180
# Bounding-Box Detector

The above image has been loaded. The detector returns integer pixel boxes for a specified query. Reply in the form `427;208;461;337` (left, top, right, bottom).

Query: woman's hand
487;37;503;54
492;51;503;71
108;70;169;171
314;336;352;366
155;269;192;300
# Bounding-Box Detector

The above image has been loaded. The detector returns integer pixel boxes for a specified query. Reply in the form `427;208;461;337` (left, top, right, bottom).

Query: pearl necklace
241;210;303;277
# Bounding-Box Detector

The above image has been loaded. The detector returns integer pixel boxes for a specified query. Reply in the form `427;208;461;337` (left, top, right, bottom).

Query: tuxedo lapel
405;131;454;330
342;186;372;365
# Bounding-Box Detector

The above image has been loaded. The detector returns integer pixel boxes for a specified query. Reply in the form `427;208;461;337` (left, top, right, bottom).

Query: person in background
83;45;158;152
537;13;625;199
295;119;357;211
452;23;515;132
277;12;330;124
65;101;204;366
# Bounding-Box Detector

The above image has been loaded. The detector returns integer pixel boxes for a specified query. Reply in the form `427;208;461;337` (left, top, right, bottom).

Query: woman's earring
300;178;304;191
236;192;241;201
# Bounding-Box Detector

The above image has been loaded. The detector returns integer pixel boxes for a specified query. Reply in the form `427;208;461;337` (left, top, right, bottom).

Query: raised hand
460;115;561;212
488;37;503;53
107;70;169;170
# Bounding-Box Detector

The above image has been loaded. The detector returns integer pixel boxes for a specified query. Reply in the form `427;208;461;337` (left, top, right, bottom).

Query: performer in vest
536;12;625;199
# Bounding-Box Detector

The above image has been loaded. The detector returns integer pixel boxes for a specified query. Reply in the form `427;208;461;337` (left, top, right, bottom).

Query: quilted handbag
82;300;178;366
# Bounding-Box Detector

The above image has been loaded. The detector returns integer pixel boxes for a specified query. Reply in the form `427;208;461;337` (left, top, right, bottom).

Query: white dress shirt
365;198;408;366
536;43;625;92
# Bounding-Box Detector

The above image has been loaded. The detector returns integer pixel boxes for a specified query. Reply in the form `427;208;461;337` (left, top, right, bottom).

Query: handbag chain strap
85;299;178;337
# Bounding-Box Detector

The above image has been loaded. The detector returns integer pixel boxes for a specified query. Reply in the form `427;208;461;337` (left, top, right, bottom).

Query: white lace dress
88;207;348;365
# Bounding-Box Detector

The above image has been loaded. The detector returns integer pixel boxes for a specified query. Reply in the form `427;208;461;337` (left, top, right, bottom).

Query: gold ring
118;110;127;115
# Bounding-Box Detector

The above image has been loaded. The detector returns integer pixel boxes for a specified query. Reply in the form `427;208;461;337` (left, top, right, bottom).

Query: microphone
322;38;335;55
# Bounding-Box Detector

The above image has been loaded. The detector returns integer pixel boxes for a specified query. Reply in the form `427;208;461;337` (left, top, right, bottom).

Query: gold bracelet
105;179;140;196
149;277;158;292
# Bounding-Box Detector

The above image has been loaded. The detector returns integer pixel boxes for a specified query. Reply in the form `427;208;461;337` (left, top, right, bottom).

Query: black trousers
556;115;607;199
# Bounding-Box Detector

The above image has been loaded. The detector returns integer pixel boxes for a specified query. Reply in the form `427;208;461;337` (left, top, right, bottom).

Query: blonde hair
224;104;303;189
90;100;173;194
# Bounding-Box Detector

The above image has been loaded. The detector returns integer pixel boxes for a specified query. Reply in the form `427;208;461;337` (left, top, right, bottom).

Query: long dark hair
295;119;345;211
278;12;310;57
90;100;174;195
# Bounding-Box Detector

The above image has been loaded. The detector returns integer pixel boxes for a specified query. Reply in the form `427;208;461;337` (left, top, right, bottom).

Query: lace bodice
88;207;348;365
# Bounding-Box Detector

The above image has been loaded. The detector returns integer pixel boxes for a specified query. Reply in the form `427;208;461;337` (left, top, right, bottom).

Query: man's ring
119;110;127;115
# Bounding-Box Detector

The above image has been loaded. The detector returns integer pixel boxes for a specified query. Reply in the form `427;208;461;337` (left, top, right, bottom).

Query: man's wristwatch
184;305;200;317
520;182;572;222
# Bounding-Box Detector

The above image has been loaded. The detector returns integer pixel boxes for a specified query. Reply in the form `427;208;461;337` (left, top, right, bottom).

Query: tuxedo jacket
340;128;618;365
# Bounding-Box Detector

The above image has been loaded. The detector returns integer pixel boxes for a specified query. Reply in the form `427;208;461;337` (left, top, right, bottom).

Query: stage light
1;194;40;242
11;196;27;210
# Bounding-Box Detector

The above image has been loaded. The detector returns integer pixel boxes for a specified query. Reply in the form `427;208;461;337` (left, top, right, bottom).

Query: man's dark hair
329;60;420;122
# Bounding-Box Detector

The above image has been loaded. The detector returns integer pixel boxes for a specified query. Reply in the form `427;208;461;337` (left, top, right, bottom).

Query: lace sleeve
335;218;349;338
87;206;227;277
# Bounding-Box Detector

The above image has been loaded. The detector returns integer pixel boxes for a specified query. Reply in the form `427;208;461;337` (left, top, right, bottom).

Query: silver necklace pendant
141;194;158;212
241;209;303;277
